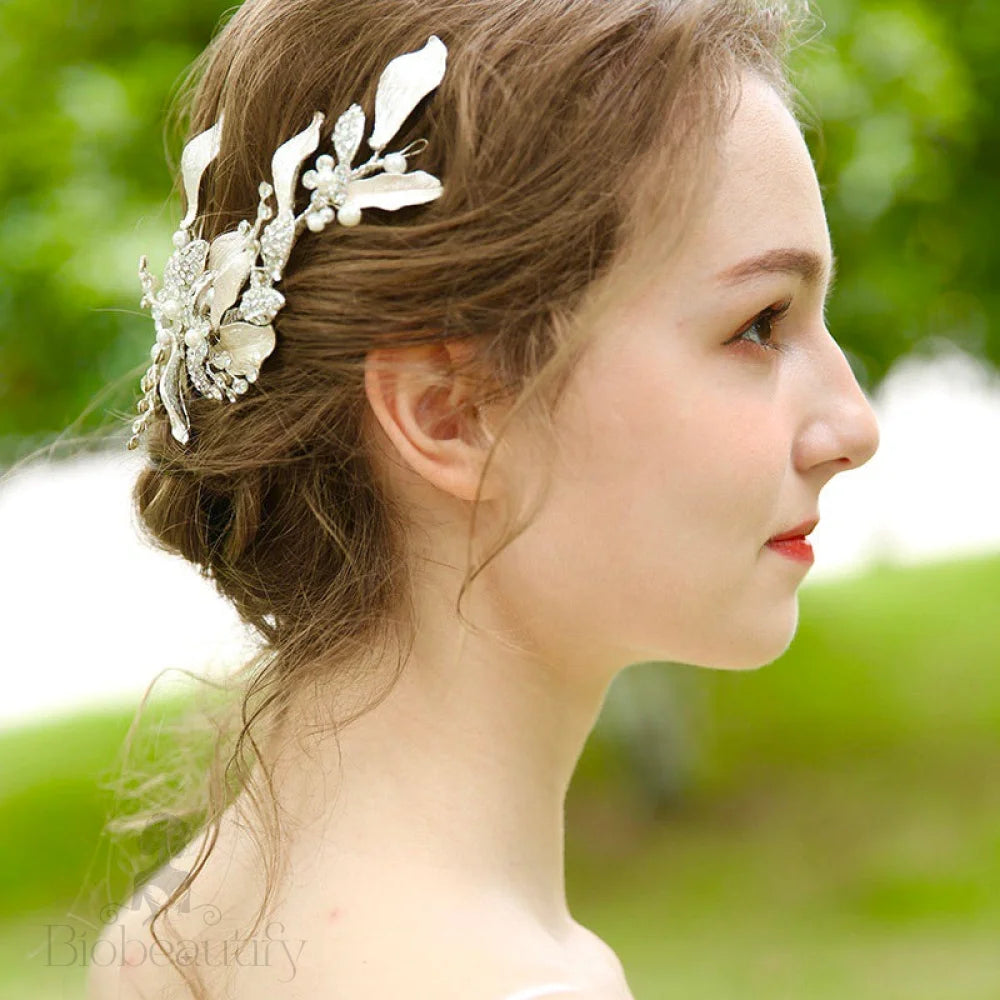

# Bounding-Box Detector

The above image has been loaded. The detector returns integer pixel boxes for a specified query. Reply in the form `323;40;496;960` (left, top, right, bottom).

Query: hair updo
109;1;812;995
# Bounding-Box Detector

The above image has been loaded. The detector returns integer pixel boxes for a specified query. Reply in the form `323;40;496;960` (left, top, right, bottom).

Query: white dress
499;985;581;1000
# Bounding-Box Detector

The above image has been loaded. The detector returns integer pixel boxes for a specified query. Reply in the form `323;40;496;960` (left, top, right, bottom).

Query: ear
363;339;500;504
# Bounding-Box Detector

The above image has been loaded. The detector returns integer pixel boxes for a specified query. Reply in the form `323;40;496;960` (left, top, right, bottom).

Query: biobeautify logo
43;919;308;981
43;861;307;981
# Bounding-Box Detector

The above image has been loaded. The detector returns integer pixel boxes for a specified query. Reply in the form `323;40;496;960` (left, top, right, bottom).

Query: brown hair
103;0;814;995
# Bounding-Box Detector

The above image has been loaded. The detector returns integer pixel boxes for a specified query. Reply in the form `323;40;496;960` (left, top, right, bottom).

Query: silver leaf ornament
368;34;447;152
339;170;444;215
271;111;325;217
178;115;224;231
159;332;191;444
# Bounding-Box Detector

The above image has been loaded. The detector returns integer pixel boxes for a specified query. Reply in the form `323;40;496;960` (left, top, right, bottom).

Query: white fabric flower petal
214;322;276;378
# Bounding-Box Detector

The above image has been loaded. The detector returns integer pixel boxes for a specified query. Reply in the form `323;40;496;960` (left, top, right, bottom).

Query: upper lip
769;517;819;542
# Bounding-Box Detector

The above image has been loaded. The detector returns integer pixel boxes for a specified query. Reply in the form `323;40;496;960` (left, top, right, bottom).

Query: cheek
565;362;783;552
490;354;793;669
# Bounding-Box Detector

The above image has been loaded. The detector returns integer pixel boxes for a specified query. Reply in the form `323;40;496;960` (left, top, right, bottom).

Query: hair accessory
126;34;448;450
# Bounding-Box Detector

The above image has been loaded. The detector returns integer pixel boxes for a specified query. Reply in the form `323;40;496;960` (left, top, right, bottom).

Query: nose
798;331;881;477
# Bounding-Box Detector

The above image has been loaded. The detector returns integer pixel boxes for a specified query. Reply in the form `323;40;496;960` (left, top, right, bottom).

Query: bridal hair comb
127;34;449;450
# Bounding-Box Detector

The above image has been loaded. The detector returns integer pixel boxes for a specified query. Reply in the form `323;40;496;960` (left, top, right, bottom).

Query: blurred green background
1;0;998;996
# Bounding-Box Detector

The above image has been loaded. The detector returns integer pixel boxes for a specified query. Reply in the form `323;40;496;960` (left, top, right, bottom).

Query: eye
728;300;793;354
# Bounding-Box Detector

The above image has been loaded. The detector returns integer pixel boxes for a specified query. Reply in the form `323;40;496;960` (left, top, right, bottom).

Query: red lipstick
766;518;818;564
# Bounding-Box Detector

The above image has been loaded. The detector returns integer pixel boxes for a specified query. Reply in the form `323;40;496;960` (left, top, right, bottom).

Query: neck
252;584;614;939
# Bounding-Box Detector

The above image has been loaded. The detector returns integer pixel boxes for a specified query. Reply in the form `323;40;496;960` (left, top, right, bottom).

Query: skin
96;72;879;1000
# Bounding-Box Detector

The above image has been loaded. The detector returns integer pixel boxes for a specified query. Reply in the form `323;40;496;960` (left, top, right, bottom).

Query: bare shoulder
280;908;635;1000
561;921;633;998
471;920;634;1000
84;899;151;1000
85;897;203;1000
84;846;225;1000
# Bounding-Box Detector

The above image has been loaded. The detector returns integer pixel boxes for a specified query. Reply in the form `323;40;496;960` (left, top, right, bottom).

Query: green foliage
0;0;997;462
0;0;233;463
0;692;196;922
790;0;999;391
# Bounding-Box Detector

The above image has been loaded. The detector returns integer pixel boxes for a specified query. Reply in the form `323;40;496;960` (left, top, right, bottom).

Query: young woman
89;0;879;997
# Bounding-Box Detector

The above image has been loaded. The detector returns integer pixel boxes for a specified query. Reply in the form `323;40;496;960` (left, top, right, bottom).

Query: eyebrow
716;247;838;297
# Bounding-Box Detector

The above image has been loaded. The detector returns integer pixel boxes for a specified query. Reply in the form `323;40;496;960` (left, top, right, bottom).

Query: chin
693;655;772;672
691;626;799;671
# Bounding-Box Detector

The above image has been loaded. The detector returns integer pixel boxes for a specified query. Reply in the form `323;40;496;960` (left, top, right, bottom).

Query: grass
3;551;1000;998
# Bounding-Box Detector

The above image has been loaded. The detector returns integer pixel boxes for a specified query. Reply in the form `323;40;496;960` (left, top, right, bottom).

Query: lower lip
766;537;814;563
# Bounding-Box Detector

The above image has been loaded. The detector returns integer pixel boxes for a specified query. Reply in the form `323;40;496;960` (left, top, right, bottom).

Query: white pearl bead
338;205;362;227
160;297;181;319
184;329;205;348
383;152;407;174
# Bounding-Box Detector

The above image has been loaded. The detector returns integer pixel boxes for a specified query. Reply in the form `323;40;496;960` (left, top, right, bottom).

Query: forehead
673;73;833;288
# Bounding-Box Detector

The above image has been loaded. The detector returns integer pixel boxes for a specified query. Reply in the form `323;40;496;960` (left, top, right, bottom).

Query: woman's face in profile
492;72;881;674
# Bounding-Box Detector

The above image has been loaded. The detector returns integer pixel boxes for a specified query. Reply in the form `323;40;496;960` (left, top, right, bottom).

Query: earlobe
363;342;497;504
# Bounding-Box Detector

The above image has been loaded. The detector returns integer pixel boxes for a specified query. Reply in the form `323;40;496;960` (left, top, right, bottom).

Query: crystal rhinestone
186;350;214;399
240;284;286;324
332;105;365;166
232;377;248;395
164;239;209;290
259;209;296;278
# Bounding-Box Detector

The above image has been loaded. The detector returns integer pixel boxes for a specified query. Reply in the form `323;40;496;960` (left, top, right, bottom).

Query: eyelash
730;299;793;354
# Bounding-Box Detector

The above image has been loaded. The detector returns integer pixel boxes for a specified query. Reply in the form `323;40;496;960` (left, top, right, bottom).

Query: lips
769;517;819;543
